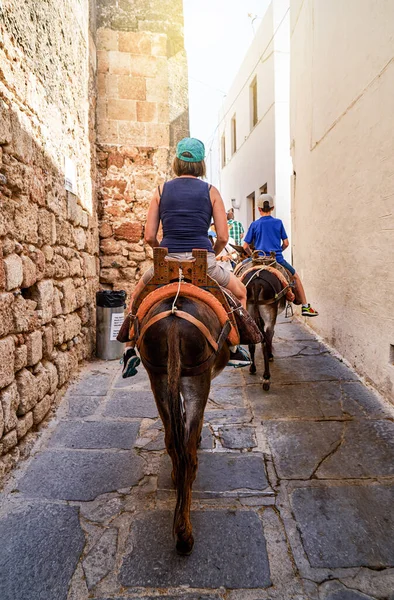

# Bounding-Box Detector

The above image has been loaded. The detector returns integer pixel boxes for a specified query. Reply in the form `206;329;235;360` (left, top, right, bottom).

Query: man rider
242;194;319;317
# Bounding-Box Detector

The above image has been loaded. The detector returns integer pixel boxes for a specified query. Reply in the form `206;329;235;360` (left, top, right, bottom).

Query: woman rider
122;137;250;378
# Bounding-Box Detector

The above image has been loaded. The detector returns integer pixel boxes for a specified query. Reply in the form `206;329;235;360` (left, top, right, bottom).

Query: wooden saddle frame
130;248;240;359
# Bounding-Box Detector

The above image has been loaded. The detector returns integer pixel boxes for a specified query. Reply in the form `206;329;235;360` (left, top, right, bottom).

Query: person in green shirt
227;208;244;245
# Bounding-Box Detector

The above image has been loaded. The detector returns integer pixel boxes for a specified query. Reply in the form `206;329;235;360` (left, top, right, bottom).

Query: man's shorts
277;258;296;276
142;251;231;287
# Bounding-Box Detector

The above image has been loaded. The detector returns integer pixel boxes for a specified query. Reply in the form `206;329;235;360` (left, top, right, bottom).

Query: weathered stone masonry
0;0;189;474
0;0;99;476
96;0;189;298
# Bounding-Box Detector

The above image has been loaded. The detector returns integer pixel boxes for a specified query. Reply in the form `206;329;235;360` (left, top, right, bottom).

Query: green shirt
228;219;244;245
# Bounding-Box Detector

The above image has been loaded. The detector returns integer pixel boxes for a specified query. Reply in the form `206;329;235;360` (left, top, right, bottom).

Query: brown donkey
137;293;229;554
243;268;286;390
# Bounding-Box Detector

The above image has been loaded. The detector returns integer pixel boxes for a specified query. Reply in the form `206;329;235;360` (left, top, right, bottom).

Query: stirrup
285;302;294;318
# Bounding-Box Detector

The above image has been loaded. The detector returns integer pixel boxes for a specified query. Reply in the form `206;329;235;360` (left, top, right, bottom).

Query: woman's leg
225;272;247;309
122;270;152;377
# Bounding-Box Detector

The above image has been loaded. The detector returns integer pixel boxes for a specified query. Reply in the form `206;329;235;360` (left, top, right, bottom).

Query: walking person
122;137;251;377
227;208;244;245
242;194;319;317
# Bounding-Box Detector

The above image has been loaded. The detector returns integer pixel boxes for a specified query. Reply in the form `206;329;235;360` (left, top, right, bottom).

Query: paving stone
158;452;270;497
211;367;244;386
112;366;151;390
141;431;166;450
95;596;221;600
48;421;140;449
82;527;118;589
67;396;103;417
249;381;343;419
200;425;214;449
320;580;376;600
209;385;245;407
273;355;358;384
104;389;158;418
140;424;214;451
69;371;113;396
79;495;124;523
204;407;251;425
264;421;343;479
18;450;144;501
219;425;257;449
291;485;394;568
0;503;84;600
275;321;316;341
317;420;394;478
273;339;328;358
341;382;394;418
119;510;271;588
324;591;376;600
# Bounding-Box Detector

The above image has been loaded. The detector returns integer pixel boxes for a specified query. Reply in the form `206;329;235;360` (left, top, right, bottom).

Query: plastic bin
96;290;126;360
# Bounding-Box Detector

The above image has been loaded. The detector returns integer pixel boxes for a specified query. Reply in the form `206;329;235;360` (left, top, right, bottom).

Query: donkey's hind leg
248;343;257;374
148;374;178;483
173;372;211;555
260;306;276;391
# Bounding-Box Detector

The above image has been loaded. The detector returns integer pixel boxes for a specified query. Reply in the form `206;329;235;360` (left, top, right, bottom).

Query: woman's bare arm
210;186;229;256
144;187;160;248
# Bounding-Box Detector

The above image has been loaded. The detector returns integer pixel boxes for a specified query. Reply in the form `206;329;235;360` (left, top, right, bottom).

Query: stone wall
0;0;99;474
96;0;189;298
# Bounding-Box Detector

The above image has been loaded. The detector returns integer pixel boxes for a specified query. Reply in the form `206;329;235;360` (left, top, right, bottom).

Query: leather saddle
234;252;295;303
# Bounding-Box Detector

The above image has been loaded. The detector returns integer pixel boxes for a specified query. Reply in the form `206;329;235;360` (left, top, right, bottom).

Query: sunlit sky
183;0;270;159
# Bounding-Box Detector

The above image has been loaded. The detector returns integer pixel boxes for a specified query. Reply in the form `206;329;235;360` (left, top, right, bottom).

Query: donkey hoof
176;535;194;556
249;364;257;375
263;381;270;392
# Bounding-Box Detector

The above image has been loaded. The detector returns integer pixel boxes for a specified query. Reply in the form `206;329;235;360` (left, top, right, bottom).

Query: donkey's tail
167;318;189;537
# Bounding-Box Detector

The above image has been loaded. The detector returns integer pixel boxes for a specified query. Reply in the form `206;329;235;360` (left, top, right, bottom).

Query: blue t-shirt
244;216;288;261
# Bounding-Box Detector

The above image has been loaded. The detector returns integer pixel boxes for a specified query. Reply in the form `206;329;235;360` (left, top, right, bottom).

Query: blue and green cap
176;137;205;163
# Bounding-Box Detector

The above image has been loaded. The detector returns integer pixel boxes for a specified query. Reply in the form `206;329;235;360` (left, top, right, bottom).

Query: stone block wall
0;0;99;475
96;0;189;298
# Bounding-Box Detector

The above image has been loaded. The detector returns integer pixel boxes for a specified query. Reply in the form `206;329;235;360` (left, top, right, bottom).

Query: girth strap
137;309;220;352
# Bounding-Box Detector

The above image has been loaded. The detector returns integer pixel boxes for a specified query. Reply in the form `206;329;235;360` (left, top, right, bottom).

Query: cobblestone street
1;316;394;600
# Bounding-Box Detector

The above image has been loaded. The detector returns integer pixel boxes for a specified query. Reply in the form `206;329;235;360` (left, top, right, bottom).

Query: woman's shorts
142;251;231;287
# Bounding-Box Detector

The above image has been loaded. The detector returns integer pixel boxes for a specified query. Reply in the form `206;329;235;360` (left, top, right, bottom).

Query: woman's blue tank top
159;178;214;253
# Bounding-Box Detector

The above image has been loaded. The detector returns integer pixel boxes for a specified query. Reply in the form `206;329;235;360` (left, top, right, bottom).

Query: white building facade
290;0;394;399
218;0;291;251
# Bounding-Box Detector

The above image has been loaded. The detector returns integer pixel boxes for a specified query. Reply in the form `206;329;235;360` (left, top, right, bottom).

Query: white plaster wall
290;0;394;400
218;0;291;258
273;0;292;250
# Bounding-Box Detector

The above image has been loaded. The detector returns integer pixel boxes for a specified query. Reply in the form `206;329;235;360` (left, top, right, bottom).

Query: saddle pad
241;266;295;302
131;282;239;346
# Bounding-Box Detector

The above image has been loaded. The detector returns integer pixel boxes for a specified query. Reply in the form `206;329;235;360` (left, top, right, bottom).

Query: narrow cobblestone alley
1;316;394;600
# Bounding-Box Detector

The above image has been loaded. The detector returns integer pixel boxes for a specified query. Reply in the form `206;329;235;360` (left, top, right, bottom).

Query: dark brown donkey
131;250;235;554
235;257;292;390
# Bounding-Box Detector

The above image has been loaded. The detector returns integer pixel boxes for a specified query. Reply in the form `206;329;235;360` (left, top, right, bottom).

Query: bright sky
183;0;270;157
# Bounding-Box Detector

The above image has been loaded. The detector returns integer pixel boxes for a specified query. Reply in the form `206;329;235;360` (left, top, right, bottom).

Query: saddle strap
241;266;295;302
132;281;239;346
137;309;220;352
139;320;231;376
